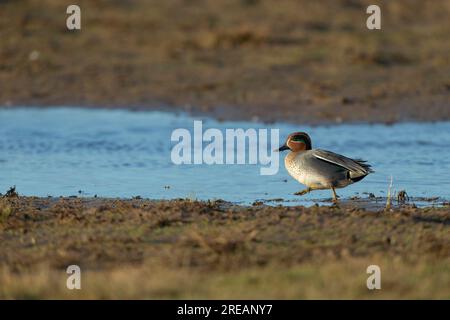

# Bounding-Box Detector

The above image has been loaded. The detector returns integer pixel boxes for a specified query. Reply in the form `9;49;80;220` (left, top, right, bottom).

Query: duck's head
277;132;312;152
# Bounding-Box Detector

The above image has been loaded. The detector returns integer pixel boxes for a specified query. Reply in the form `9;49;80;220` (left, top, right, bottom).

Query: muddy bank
0;196;448;298
1;0;449;124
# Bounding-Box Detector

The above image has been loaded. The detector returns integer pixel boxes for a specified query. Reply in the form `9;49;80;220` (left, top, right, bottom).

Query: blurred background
0;0;449;124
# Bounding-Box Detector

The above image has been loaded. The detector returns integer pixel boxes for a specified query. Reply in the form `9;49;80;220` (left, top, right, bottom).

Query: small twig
385;175;393;210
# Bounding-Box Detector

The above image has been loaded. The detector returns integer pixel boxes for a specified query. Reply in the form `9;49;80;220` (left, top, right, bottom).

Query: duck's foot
331;187;339;203
294;188;311;196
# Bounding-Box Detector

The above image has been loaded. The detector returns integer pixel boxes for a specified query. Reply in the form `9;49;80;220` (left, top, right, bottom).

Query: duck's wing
312;149;374;177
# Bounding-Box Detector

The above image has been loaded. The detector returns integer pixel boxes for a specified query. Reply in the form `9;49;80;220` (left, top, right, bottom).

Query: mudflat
1;0;449;124
0;196;448;298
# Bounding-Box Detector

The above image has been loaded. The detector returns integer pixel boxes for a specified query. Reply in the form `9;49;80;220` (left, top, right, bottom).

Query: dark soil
0;196;448;298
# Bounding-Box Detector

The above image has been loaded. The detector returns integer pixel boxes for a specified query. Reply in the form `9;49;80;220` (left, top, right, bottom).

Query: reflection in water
0;107;449;206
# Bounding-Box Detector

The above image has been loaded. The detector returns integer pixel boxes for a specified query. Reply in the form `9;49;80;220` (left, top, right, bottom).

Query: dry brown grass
0;0;449;123
1;256;449;299
0;196;448;299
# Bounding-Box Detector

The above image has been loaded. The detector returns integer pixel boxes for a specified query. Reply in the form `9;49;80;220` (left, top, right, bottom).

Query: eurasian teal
277;132;373;202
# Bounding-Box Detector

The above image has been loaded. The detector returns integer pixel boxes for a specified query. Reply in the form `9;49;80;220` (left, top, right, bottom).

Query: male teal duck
277;132;373;202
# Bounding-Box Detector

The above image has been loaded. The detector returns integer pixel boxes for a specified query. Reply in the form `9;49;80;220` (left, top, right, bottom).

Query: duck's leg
295;187;311;196
331;187;339;203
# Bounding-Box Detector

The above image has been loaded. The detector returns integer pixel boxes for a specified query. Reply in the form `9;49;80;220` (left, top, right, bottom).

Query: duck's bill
275;145;290;152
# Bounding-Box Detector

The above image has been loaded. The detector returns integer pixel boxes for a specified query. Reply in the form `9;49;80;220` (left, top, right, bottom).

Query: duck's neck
285;150;301;165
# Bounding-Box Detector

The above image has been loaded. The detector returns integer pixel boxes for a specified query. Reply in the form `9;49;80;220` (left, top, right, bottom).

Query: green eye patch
291;136;305;143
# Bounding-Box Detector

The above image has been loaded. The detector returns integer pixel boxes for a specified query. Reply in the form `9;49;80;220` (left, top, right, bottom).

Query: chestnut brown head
277;132;312;152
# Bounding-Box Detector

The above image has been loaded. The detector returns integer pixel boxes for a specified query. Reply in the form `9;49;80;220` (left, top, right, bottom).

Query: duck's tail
348;159;374;182
353;159;374;174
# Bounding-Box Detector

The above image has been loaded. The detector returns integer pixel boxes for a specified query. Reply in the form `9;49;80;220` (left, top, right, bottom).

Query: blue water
0;107;449;206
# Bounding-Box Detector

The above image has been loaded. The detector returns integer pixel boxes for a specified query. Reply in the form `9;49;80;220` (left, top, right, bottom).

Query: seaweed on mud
3;186;19;198
397;190;410;204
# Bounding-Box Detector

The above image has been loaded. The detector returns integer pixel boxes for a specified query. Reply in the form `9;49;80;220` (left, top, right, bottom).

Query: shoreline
2;103;450;126
1;193;448;211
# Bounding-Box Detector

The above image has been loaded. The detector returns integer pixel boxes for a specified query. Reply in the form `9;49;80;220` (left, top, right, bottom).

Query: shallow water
0;107;449;206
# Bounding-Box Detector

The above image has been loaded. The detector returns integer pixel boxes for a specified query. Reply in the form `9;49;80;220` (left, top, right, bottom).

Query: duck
277;132;373;202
